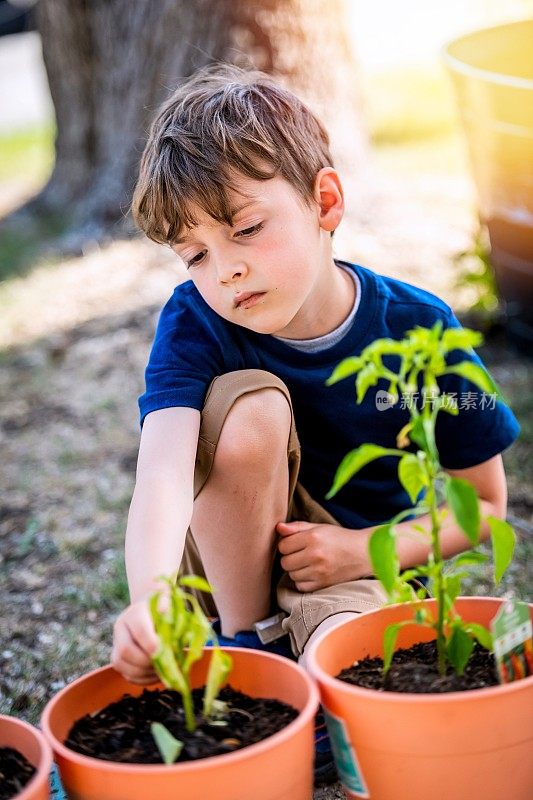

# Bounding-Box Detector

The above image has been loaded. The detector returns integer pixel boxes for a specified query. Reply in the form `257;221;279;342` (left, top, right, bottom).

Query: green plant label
323;708;369;798
491;600;533;683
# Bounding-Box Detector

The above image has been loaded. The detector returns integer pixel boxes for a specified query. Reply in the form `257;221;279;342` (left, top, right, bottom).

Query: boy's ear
313;168;344;233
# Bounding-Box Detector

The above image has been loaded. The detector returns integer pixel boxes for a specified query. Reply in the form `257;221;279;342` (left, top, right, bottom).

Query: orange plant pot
307;597;533;800
0;714;53;800
41;647;319;800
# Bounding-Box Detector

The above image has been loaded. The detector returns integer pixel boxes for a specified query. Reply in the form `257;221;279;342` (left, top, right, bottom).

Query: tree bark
5;0;364;250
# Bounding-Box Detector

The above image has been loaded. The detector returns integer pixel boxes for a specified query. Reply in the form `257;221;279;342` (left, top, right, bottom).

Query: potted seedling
0;714;53;800
307;323;533;800
42;575;319;800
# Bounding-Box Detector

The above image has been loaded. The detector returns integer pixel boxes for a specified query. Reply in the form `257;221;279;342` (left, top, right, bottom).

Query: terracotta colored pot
307;597;533;800
41;647;319;800
0;714;53;800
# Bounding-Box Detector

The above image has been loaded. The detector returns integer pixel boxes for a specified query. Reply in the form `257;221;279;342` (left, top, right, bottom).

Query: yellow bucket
444;19;533;348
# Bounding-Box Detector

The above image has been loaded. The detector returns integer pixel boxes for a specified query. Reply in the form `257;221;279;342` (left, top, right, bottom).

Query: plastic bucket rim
442;18;533;90
41;647;320;774
307;596;533;705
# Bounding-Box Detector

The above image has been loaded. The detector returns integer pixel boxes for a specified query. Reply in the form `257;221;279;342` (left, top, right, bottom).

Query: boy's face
170;170;343;338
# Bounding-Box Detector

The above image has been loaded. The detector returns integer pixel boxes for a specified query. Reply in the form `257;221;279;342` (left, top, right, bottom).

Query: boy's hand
111;598;161;684
276;521;371;592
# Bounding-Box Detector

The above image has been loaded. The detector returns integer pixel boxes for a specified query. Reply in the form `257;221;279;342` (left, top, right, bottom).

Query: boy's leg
184;370;298;637
181;368;386;650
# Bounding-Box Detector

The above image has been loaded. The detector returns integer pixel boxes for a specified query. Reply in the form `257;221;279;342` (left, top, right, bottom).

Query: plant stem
182;689;196;733
427;468;446;676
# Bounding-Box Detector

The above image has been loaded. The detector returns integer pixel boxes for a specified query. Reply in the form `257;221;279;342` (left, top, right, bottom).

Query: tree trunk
6;0;364;250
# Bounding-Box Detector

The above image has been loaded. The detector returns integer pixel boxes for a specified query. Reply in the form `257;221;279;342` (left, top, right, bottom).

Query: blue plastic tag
323;708;370;798
50;764;66;800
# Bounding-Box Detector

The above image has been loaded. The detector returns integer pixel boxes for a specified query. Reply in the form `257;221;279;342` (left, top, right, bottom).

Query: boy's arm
277;454;508;592
125;406;201;602
112;406;200;683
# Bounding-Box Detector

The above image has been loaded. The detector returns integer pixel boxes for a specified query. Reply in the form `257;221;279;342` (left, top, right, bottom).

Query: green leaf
150;593;174;652
400;567;425;583
453;551;489;567
434;394;459;416
443;573;462;609
414;606;432;624
430;319;444;340
396;421;412;449
464;622;493;651
182;594;212;674
152;646;188;695
326;356;364;386
398;454;428;505
447;626;474;675
442;360;500;396
409;415;428;451
203;647;233;718
148;573;234;734
361;338;405;359
151;722;183;764
487;516;516;584
369;524;399;596
445;477;480;545
356;362;379;403
441;328;483;354
179;575;213;593
383;623;402;674
326;444;403;499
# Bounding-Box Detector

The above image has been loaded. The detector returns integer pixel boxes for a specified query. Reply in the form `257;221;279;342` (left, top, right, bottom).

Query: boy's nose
216;259;248;284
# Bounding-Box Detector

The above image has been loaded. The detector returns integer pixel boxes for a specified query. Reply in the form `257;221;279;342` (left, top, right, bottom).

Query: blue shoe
208;619;296;659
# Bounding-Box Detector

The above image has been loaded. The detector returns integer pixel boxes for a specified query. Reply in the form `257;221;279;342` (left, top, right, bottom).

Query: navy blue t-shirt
139;262;519;530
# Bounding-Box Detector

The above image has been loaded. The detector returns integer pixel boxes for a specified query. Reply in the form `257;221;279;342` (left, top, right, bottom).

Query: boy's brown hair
132;63;334;244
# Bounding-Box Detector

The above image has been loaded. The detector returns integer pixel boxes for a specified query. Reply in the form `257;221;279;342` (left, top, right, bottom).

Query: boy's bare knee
216;388;291;469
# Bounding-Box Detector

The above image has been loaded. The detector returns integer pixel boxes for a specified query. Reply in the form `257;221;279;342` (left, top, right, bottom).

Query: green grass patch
100;554;129;608
0;125;61;279
0;211;66;280
0;124;55;183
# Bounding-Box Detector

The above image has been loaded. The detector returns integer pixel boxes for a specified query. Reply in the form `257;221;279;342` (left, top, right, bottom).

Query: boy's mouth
233;291;266;309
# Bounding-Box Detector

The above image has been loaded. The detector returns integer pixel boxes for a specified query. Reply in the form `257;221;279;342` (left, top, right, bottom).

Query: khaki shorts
181;369;387;655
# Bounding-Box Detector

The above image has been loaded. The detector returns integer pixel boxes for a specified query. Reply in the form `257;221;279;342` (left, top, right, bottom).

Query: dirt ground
1;143;531;798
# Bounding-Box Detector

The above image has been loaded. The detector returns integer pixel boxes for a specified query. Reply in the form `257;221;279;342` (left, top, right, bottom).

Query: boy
111;64;519;780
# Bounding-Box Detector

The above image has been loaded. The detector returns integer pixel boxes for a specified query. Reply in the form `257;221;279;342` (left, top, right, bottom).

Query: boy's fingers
277;521;315;535
122;603;160;655
125;671;160;686
288;566;316;583
112;622;160;685
294;581;317;593
113;634;154;669
280;550;309;572
277;532;307;555
112;656;159;685
125;617;160;656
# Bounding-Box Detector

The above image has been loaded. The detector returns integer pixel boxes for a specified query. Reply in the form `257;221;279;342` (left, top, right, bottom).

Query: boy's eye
234;222;263;238
186;250;206;268
184;223;263;268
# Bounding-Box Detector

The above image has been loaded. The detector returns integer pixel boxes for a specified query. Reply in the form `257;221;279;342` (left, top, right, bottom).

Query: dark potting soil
0;747;36;800
65;685;298;764
338;640;500;693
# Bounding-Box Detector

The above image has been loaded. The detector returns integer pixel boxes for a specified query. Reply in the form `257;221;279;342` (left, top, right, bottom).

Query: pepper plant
149;574;233;763
326;322;516;677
